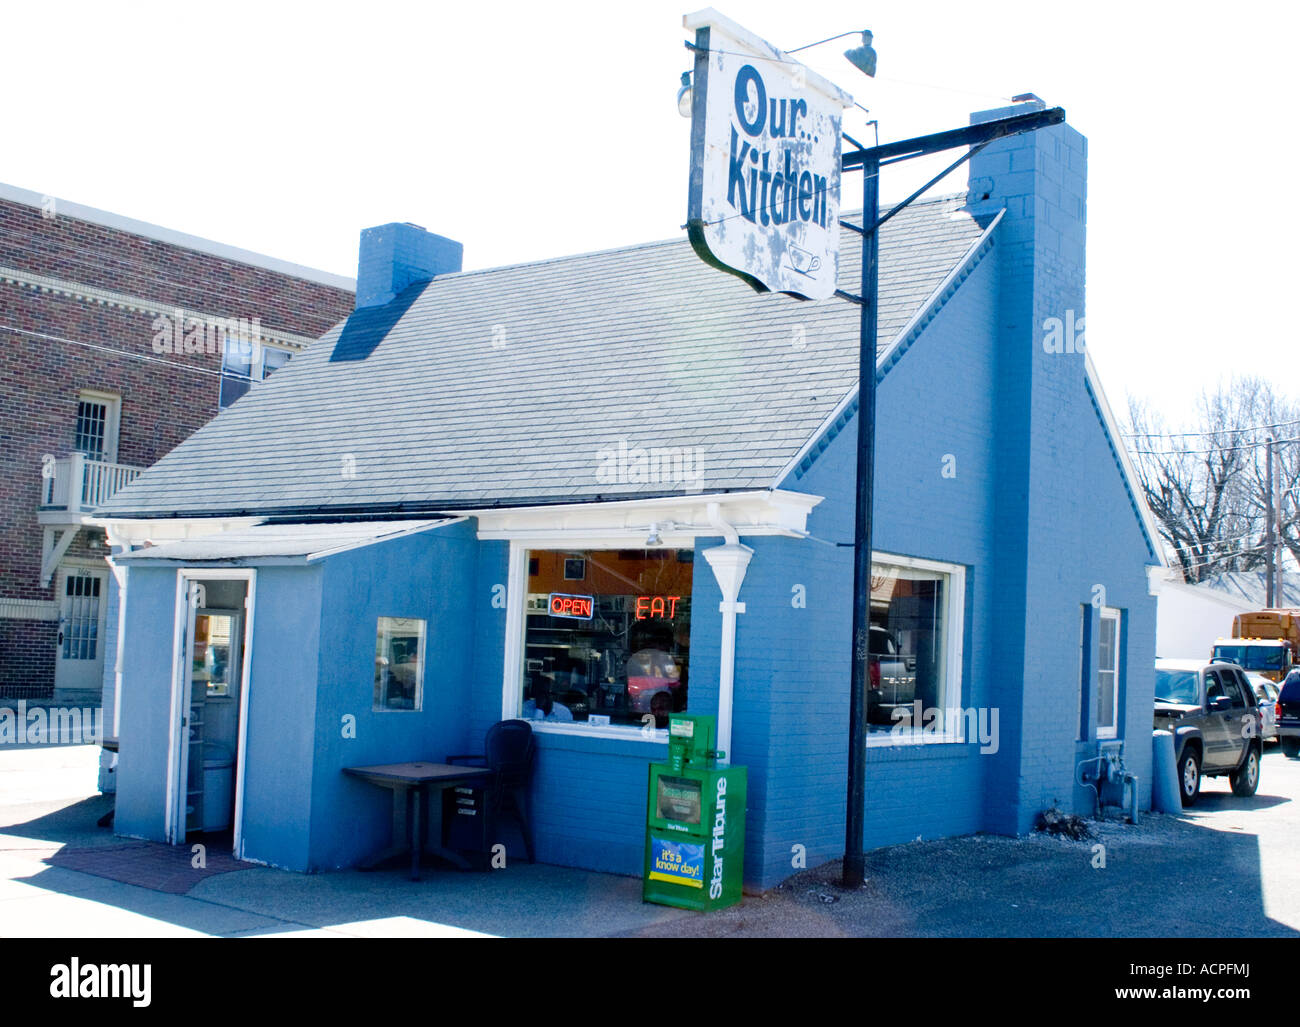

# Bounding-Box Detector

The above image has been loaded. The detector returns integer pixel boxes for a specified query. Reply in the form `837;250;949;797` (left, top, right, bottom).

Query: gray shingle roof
100;194;991;518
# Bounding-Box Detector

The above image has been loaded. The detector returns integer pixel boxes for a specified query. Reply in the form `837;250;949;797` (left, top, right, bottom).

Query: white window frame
864;552;967;748
75;389;121;463
501;541;682;743
373;616;426;713
1097;606;1121;740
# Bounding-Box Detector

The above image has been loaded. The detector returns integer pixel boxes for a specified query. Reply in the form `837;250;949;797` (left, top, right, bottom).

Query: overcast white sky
3;1;1296;427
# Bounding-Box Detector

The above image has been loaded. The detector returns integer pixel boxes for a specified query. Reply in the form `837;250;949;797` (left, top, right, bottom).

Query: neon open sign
549;593;594;619
636;595;682;620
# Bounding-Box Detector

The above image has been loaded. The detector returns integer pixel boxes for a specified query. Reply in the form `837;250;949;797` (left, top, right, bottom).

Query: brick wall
0;194;354;695
0;618;56;696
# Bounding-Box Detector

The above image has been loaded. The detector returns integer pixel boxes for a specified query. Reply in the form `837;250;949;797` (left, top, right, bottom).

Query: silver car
1246;673;1279;742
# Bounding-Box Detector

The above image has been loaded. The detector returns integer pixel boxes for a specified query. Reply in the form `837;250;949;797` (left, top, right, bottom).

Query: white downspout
702;502;752;766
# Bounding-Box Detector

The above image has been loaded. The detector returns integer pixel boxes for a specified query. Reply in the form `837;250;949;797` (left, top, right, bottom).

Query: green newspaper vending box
643;714;747;911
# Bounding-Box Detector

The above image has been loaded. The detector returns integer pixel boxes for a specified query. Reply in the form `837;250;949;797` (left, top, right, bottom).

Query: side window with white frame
1096;606;1121;738
74;390;120;463
373;617;425;711
867;554;965;740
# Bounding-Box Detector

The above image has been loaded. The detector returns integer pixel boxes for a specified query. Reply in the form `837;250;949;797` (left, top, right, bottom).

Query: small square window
374;617;425;711
563;558;586;580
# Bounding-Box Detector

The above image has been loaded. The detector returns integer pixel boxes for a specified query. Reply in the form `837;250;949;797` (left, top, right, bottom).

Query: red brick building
0;182;354;701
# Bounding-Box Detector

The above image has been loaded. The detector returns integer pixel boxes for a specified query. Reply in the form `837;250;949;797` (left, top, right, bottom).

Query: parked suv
1278;669;1300;758
1153;659;1263;806
867;625;917;725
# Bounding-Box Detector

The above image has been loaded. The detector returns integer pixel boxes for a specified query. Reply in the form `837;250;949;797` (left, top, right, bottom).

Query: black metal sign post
838;106;1065;890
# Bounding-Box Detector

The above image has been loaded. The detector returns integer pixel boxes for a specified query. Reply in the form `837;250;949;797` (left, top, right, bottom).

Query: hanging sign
683;9;852;300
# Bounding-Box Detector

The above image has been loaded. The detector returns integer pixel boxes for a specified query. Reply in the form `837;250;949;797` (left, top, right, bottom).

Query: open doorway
168;570;254;855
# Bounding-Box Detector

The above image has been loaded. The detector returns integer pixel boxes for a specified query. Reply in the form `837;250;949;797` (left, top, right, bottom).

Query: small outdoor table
343;762;492;881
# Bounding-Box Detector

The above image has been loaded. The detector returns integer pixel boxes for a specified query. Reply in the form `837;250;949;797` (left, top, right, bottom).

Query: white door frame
165;568;257;851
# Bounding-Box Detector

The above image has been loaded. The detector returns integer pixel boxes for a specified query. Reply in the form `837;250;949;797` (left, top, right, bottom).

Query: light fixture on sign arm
786;28;877;79
679;29;875;118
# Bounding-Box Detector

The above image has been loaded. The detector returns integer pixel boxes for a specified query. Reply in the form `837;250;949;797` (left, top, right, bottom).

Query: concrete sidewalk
0;744;697;938
3;744;1299;937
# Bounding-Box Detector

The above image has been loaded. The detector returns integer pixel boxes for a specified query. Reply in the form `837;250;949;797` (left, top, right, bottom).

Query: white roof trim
468;489;822;544
0;181;355;292
113;518;460;564
770;209;1003;488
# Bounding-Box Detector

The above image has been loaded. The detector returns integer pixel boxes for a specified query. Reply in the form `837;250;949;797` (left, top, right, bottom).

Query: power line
0;322;224;379
1121;417;1300;440
1128;435;1300;457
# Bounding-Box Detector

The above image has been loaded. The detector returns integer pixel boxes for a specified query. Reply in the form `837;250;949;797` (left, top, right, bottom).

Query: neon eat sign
636;595;681;620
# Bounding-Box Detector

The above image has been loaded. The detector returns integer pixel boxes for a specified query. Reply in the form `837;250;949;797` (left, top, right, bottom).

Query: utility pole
1266;435;1275;608
1274;439;1284;607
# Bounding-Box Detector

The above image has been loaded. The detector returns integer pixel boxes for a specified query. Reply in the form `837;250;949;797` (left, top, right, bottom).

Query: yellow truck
1210;610;1300;682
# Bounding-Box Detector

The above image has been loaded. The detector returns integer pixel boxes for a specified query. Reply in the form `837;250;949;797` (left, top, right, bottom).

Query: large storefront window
520;549;693;728
867;558;961;734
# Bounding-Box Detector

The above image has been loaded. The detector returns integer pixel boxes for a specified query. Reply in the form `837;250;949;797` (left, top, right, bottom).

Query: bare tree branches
1125;378;1300;583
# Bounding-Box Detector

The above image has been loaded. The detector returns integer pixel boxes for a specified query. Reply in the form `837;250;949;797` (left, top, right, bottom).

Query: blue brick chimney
966;96;1093;835
355;222;462;308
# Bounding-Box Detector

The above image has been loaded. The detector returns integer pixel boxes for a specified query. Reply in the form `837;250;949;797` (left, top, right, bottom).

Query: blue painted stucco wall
114;564;180;842
111;521;483;872
307;520;478;870
238;564;322;870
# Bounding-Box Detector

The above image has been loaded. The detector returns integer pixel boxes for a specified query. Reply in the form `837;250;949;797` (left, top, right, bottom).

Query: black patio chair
447;719;536;864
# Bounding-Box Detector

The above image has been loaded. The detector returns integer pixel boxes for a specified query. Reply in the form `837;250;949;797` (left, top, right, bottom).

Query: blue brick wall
747;243;1002;890
969;105;1157;832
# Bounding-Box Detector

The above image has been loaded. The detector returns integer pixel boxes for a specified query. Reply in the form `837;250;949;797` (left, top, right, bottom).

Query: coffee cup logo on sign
786;245;821;276
684;10;853;301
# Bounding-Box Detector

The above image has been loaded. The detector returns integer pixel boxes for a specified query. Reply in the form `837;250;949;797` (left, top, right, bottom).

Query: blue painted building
96;99;1163;890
